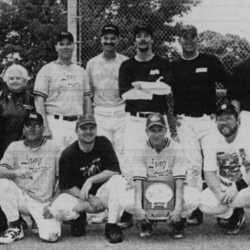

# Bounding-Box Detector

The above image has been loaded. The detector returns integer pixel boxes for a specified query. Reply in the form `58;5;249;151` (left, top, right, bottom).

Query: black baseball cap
56;31;74;43
24;112;44;126
76;114;97;128
134;23;153;38
179;25;198;38
146;113;166;129
216;103;238;118
101;24;120;37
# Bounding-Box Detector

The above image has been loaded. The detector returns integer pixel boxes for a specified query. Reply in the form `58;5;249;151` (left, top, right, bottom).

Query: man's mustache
104;43;115;46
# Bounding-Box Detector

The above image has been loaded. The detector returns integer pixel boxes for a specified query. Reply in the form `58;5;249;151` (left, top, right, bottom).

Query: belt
177;113;211;118
54;115;78;121
130;112;164;118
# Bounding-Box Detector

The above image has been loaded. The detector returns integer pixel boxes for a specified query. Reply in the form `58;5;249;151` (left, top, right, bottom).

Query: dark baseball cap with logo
179;25;198;38
56;31;74;43
134;23;153;38
146;113;166;129
24;112;44;126
101;24;120;37
76;114;97;128
216;103;238;118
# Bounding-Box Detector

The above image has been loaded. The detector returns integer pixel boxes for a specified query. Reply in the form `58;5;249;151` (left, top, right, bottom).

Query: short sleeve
33;65;50;98
82;68;91;97
86;61;94;97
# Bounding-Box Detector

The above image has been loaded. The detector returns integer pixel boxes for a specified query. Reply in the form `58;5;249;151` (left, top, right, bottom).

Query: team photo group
0;21;250;246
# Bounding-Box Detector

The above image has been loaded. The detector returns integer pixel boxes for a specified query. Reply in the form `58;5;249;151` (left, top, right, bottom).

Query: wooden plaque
142;180;175;221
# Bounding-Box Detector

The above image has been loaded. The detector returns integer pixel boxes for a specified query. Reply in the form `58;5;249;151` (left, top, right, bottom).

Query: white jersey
133;138;187;182
0;139;60;203
86;53;128;107
204;127;250;187
34;61;91;116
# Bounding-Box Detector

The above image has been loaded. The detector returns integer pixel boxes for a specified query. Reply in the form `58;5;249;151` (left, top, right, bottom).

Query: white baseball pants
94;104;126;169
176;115;217;191
199;187;250;219
47;114;78;150
50;175;200;223
0;179;61;242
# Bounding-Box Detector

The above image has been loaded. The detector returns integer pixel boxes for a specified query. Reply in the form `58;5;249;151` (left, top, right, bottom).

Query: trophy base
147;209;171;221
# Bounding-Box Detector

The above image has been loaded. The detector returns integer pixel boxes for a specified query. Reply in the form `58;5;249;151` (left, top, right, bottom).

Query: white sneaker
0;227;24;244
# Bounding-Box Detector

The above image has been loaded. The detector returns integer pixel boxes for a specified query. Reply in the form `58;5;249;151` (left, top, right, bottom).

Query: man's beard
219;125;238;138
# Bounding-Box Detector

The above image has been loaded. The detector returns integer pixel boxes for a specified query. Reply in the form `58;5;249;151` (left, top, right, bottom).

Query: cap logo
221;104;227;110
30;114;37;119
150;116;160;122
105;27;114;30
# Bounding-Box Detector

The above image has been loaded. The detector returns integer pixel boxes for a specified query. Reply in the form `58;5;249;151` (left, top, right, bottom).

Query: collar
181;51;199;61
146;138;170;150
55;60;73;66
24;138;47;151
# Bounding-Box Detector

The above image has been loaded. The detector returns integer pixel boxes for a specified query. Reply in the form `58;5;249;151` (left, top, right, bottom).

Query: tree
78;0;201;66
0;0;67;87
199;30;250;73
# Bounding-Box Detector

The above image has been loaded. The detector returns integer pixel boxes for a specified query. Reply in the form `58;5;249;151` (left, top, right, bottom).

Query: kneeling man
50;114;124;244
0;113;61;244
119;113;200;239
200;103;250;235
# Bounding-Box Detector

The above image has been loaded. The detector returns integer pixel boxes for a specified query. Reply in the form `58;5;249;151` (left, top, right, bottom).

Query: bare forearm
174;179;184;212
35;96;49;126
205;171;222;196
134;180;143;209
83;95;93;114
87;170;119;185
0;169;17;180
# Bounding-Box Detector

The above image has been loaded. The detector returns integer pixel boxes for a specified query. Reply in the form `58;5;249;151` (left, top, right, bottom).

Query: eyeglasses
24;124;42;129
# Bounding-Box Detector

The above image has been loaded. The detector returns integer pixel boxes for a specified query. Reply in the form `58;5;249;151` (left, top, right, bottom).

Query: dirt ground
3;210;250;250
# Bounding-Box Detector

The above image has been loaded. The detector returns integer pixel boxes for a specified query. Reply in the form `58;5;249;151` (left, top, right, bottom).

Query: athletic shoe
0;227;24;244
172;218;186;239
117;211;133;230
105;223;124;244
71;212;86;237
186;208;203;226
226;208;246;235
140;223;153;238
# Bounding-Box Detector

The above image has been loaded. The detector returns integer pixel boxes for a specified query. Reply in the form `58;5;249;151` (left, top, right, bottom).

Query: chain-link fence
69;0;250;112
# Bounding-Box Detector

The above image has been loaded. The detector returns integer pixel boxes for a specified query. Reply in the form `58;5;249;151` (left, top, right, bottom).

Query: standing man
171;25;230;224
49;114;124;244
200;103;250;235
86;24;128;168
119;23;172;177
34;31;92;149
0;112;61;244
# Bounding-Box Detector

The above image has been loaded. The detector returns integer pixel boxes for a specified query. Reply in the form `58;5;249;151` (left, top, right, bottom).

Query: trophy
142;179;175;221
